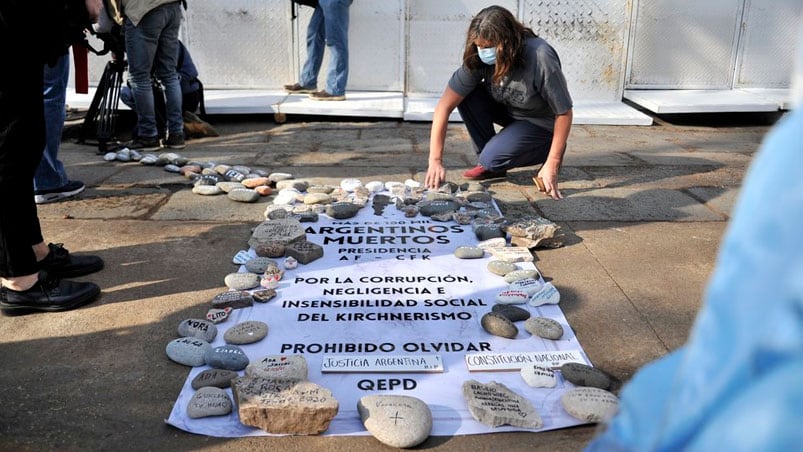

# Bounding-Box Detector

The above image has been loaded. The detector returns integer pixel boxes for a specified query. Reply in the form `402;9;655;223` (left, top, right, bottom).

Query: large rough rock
231;376;339;435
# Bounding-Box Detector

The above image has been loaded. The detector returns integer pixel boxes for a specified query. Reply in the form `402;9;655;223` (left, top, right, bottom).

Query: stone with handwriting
232;376;339;435
462;380;542;429
358;395;432;448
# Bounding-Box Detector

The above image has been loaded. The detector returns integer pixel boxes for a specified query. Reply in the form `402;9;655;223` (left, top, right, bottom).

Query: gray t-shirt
448;36;573;131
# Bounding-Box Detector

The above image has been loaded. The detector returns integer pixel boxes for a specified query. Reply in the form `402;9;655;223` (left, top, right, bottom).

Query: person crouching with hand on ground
424;5;573;200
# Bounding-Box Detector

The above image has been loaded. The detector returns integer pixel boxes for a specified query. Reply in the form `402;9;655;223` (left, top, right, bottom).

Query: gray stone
491;304;531;322
211;290;254;309
204;344;249;371
244;257;277;274
503;269;541;284
480;312;518;339
228;188;260;203
503;215;563;249
454;246;485;259
560;363;612;390
276;179;309;192
232;376;339;435
326;202;361;219
358;395;432;448
285;240;324;264
303;192;333;205
224;320;269;345
560;387;619;423
165;337;212;367
248;218;306;249
465;191;493;203
268;172;293;183
418;200;459;217
520;364;557;388
307;184;336;194
524;317;564;340
187;386;233;419
487;260;518;276
245;354;308;380
224;272;260;290
177;318;218;343
191;368;239;389
462;380;542;429
474;223;506;241
215;181;244;193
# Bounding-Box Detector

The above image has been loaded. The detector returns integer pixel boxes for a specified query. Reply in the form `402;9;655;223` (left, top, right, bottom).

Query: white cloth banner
166;197;589;436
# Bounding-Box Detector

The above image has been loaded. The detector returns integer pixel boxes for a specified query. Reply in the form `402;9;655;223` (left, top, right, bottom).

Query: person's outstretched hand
425;161;446;190
537;162;563;200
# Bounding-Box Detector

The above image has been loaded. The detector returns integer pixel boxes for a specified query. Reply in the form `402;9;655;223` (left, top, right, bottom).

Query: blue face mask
477;46;497;65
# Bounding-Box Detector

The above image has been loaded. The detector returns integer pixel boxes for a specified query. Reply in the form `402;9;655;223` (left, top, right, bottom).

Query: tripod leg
78;61;111;145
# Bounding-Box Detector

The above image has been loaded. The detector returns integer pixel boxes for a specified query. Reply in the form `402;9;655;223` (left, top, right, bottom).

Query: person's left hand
537;162;563;200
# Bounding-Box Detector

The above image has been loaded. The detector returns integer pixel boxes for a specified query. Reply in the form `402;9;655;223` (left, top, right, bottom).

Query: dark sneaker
34;180;85;204
164;133;185;149
283;83;317;94
309;90;346;101
127;136;162;152
38;243;104;278
0;272;100;314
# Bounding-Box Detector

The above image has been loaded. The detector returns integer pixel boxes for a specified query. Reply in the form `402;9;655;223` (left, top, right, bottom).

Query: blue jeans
458;87;553;172
34;52;70;192
124;2;183;140
299;0;351;96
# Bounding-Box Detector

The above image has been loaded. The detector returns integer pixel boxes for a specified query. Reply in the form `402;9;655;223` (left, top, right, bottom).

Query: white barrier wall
71;0;794;123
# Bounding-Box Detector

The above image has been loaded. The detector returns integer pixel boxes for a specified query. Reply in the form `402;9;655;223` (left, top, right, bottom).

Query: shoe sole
34;185;86;204
166;143;186;149
309;96;346;101
0;285;100;314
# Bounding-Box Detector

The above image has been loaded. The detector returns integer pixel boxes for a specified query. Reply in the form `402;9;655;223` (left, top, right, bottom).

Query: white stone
232;249;252;264
520;364;557;388
462;380;542;429
529;282;561;306
560;387;619;423
509;277;544;296
358;395;432;448
495;289;530;305
365;181;385;192
404;179;422;189
340;178;363;192
165;337;212;367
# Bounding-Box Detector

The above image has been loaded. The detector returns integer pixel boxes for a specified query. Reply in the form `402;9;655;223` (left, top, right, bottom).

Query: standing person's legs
124;13;160;141
320;0;350;96
35;53;69;192
0;43;47;282
33;52;85;204
152;3;183;142
299;6;326;89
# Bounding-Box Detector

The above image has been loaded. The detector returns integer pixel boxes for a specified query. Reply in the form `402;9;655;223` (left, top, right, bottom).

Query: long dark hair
462;5;536;83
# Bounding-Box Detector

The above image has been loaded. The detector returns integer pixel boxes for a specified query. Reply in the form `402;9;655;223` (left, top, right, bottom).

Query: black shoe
127;136;162;152
38;243;104;278
34;180;86;204
0;272;100;314
283;83;317;94
164;133;185;149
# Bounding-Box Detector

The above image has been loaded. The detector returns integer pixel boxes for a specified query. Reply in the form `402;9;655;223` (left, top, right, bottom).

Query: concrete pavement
0;111;779;451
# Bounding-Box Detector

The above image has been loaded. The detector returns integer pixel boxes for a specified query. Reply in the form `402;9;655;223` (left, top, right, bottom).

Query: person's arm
537;108;572;200
425;86;465;190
